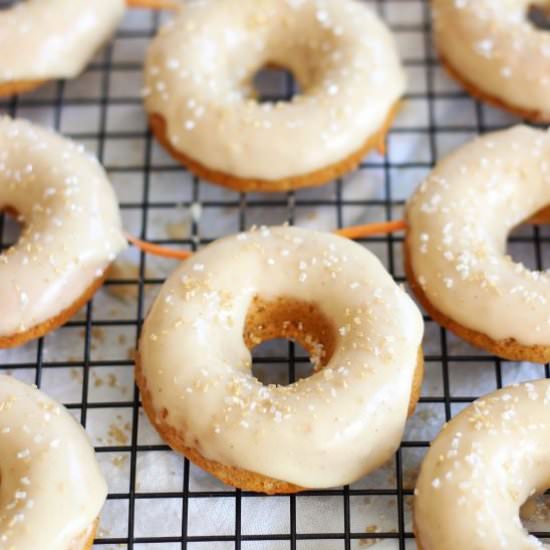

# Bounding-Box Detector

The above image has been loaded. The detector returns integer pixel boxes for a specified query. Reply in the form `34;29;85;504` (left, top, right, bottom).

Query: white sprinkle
19;291;29;306
475;39;494;57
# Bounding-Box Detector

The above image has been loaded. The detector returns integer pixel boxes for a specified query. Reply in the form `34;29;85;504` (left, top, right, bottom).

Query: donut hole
244;296;337;387
527;3;550;31
507;226;540;271
506;205;550;271
520;491;550;543
0;208;23;254
251;65;302;103
251;339;314;386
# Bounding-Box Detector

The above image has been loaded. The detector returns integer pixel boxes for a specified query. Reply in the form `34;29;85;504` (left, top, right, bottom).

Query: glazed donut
0;374;107;549
144;0;405;192
0;117;126;348
414;379;550;550
136;226;424;493
405;125;550;363
0;0;125;97
431;0;550;122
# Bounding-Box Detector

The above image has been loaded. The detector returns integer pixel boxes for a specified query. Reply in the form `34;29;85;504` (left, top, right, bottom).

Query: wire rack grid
1;1;549;549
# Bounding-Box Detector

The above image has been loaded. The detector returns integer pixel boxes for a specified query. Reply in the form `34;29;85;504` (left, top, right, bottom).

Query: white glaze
0;117;127;338
406;126;550;347
144;0;405;181
139;226;423;488
432;0;550;118
0;0;125;84
415;380;550;550
0;374;107;550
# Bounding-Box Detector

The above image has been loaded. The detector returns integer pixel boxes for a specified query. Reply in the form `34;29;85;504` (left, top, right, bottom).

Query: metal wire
0;1;549;548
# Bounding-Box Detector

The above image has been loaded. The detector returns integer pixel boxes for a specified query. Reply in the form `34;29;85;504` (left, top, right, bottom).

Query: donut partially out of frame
0;0;126;97
137;226;424;494
0;374;107;549
431;0;550;122
414;379;550;549
405;125;550;363
0;117;126;348
144;0;406;192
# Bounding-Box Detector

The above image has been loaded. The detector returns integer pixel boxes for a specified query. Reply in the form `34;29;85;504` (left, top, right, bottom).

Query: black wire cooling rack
1;1;549;548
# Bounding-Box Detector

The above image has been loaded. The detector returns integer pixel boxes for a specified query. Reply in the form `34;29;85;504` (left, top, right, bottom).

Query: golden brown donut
414;380;550;550
431;0;550;123
0;117;126;348
0;0;126;98
405;125;550;362
136;226;424;494
0;375;107;548
144;0;406;192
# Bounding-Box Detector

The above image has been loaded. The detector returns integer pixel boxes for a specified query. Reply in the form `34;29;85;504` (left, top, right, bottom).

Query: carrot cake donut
405;125;550;362
0;117;127;348
144;0;406;192
431;0;550;122
0;0;125;97
137;226;424;493
414;379;550;549
0;374;107;549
